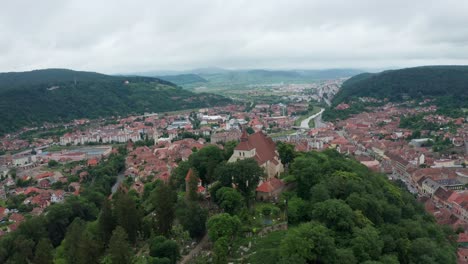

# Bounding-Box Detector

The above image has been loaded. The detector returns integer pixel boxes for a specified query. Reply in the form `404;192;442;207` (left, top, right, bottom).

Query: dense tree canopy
277;149;457;263
327;66;468;121
0;69;231;135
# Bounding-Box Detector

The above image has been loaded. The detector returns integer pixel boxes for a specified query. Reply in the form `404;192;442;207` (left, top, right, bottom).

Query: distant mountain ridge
0;69;231;134
157;74;208;86
332;65;468;106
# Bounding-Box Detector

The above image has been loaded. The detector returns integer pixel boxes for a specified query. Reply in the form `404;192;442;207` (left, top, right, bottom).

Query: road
111;172;126;194
300;108;325;129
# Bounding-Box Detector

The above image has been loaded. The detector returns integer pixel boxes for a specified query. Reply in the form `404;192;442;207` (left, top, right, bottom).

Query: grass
45;145;74;152
246;231;287;263
308;117;315;128
268;130;295;138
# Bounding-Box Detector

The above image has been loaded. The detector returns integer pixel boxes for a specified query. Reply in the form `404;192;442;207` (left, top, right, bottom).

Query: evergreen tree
114;191;140;244
98;199;116;246
176;201;208;238
107;226;132;264
151;183;177;235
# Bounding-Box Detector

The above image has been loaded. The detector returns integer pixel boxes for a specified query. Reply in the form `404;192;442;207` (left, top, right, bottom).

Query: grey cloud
1;0;468;73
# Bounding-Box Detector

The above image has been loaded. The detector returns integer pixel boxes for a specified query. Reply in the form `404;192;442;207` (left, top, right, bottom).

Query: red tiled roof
256;178;285;193
434;187;453;202
458;248;468;261
236;131;279;166
458;233;468;243
88;158;98;166
9;213;25;223
36;172;54;179
24;187;40;195
197;186;206;193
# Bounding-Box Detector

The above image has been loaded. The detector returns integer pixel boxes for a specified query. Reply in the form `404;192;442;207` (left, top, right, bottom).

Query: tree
106;226;132;264
277;142;296;167
291;152;332;198
9;168;17;179
150;183;177;236
223;141;238;160
213;237;229;264
351;226;384;262
207;213;241;242
286;196;309;225
311;199;356;232
61;219;85;263
309;183;330;203
62;219;102;264
230;159;264;205
33;238;54;264
186;169;199;201
335;248;357;264
114;191;140;244
48;160;59;168
188;145;224;184
215;187;244;215
149;236;180;264
97;199;115;246
279;222;336;263
169;160;190;190
176;201;208;239
214;162;237;187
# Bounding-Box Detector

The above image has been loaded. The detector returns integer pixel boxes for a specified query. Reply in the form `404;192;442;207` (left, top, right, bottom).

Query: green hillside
333;66;468;107
0;69;231;134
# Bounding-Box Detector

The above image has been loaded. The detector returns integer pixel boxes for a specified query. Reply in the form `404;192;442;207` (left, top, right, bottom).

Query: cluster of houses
0;167;87;236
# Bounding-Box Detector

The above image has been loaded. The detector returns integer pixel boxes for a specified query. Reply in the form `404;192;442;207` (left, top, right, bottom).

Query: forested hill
0;69;231;134
332;66;468;107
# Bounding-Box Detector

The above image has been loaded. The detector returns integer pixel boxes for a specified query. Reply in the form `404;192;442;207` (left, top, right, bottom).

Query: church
228;130;284;178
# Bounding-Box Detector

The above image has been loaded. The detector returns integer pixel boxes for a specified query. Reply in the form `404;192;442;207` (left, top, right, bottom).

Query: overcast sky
2;0;468;74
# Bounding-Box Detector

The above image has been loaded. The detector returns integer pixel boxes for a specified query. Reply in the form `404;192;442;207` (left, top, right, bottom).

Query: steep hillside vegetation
0;69;231;134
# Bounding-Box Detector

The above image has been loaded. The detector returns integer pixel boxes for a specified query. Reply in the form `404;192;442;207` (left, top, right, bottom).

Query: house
435;178;464;191
421;178;441;196
228;130;284;178
0;207;8;219
385;151;412;181
210;130;242;144
38;179;51;189
51;190;64;203
87;158;99;167
9;213;25;223
256;177;285;201
458;248;468;263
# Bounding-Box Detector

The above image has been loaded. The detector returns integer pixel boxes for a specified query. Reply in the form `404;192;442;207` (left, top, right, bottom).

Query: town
0;78;467;262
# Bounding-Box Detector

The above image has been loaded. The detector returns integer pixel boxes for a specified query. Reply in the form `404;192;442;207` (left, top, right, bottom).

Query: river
300;108;325;129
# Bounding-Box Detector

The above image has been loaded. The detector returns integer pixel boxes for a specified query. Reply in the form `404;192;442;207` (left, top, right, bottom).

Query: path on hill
179;234;209;264
300;108;325;129
111;172;125;194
